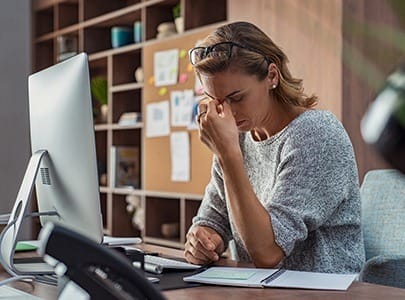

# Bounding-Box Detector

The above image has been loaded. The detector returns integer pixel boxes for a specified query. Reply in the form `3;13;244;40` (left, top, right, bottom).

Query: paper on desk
184;267;357;290
15;240;41;252
102;236;142;246
264;269;356;290
184;267;272;288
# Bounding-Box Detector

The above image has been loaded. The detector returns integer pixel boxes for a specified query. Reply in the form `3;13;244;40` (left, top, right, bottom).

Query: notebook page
183;267;277;287
264;270;357;290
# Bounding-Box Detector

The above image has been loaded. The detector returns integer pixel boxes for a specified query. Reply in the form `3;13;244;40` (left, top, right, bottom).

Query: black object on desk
38;223;165;300
114;246;203;291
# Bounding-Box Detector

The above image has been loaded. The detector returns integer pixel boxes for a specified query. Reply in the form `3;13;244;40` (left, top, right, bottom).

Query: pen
260;268;286;285
199;262;214;270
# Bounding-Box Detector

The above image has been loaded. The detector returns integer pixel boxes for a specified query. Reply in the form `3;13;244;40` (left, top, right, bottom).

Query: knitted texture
193;110;365;273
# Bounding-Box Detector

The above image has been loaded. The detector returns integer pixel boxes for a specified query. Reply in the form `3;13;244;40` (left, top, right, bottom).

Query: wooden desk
2;244;405;300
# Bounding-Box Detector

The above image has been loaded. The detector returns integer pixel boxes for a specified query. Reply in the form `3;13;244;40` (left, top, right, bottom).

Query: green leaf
90;77;108;105
172;3;181;19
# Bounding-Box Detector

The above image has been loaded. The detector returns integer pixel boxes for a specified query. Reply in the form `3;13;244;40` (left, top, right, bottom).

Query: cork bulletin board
143;27;215;194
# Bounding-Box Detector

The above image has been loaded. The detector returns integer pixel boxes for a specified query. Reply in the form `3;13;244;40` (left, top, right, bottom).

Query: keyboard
138;255;200;274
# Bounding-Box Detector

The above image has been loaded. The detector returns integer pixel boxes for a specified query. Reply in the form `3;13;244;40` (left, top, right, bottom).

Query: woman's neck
251;103;307;141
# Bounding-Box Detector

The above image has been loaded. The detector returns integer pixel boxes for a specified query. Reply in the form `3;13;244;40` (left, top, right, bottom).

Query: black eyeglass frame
189;41;268;66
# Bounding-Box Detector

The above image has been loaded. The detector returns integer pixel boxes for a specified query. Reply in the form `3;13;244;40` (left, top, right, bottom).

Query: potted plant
90;77;108;123
172;3;184;33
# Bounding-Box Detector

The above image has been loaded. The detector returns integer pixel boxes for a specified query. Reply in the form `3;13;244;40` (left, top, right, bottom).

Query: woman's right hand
184;225;224;265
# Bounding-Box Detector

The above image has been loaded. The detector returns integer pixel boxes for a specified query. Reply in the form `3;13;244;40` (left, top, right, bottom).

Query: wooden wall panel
228;0;343;118
342;0;404;181
229;0;404;182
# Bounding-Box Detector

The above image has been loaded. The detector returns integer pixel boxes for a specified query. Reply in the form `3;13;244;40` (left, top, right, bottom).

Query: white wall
0;0;31;238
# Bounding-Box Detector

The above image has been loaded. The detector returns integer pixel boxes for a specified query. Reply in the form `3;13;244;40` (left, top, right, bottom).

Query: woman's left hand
197;99;240;158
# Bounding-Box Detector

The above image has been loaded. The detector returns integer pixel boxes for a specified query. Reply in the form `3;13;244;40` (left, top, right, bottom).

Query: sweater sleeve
191;156;233;246
267;119;360;257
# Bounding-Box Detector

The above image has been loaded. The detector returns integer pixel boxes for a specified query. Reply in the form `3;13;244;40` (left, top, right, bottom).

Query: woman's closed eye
227;95;243;103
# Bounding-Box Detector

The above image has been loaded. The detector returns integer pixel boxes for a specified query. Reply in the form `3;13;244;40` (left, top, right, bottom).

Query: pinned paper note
148;76;155;85
187;96;202;130
179;49;187;58
179;73;188;83
187;63;194;72
170;131;190;182
146;101;170;137
154;49;179;86
171;89;194;127
158;87;167;96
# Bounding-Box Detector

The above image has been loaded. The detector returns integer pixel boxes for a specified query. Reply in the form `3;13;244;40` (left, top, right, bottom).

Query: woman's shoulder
284;109;352;150
288;109;345;137
292;109;340;128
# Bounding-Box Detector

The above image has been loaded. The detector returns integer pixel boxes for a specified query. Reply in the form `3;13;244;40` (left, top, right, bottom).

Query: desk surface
2;244;405;300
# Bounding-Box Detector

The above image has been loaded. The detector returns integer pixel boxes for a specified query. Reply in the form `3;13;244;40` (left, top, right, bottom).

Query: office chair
359;169;405;288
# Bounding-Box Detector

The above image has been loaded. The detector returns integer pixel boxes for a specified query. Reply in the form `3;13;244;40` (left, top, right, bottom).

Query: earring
272;84;277;89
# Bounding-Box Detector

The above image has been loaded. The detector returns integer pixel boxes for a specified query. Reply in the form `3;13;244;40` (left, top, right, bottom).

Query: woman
184;21;365;274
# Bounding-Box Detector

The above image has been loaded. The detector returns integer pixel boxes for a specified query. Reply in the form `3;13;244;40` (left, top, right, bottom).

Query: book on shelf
183;266;357;291
110;146;140;189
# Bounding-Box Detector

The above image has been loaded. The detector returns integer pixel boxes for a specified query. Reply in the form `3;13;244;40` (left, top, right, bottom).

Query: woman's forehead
200;71;254;98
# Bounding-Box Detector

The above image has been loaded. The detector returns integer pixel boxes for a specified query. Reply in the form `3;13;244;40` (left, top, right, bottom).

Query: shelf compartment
89;56;108;125
184;0;227;31
184;198;201;240
112;50;141;85
82;5;143;54
83;0;142;21
83;27;112;54
145;0;178;40
56;31;79;62
56;1;79;30
89;55;108;78
112;128;141;147
100;193;107;228
95;130;108;186
111;194;141;236
34;5;54;37
145;196;180;242
33;40;54;72
112;89;142;124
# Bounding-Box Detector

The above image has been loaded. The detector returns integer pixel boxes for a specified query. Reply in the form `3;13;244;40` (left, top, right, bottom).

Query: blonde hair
193;22;317;108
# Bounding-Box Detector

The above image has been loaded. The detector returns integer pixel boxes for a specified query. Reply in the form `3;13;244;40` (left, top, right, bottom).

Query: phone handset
37;222;165;300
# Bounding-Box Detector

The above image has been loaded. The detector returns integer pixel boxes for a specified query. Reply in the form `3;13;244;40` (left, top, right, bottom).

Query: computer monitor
0;53;103;275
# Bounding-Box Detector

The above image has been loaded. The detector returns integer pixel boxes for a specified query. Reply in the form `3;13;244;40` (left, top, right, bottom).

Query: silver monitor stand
0;150;55;275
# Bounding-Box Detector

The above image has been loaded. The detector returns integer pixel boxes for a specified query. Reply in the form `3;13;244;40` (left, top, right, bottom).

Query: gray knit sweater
192;110;365;273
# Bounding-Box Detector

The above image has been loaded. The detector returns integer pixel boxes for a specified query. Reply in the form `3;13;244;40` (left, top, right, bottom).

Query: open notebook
183;267;357;290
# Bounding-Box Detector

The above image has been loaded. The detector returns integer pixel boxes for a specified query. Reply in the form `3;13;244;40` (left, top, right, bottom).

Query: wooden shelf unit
32;0;227;248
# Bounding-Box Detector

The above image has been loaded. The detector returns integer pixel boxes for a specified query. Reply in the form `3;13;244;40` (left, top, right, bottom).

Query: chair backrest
361;169;405;260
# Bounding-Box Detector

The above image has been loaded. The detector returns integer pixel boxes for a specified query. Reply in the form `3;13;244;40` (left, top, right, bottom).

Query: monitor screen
28;53;103;243
0;53;103;276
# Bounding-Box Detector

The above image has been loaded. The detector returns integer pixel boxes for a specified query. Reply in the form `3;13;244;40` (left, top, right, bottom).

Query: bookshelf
32;0;227;248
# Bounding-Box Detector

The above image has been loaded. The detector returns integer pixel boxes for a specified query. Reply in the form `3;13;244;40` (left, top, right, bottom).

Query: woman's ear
267;63;279;90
